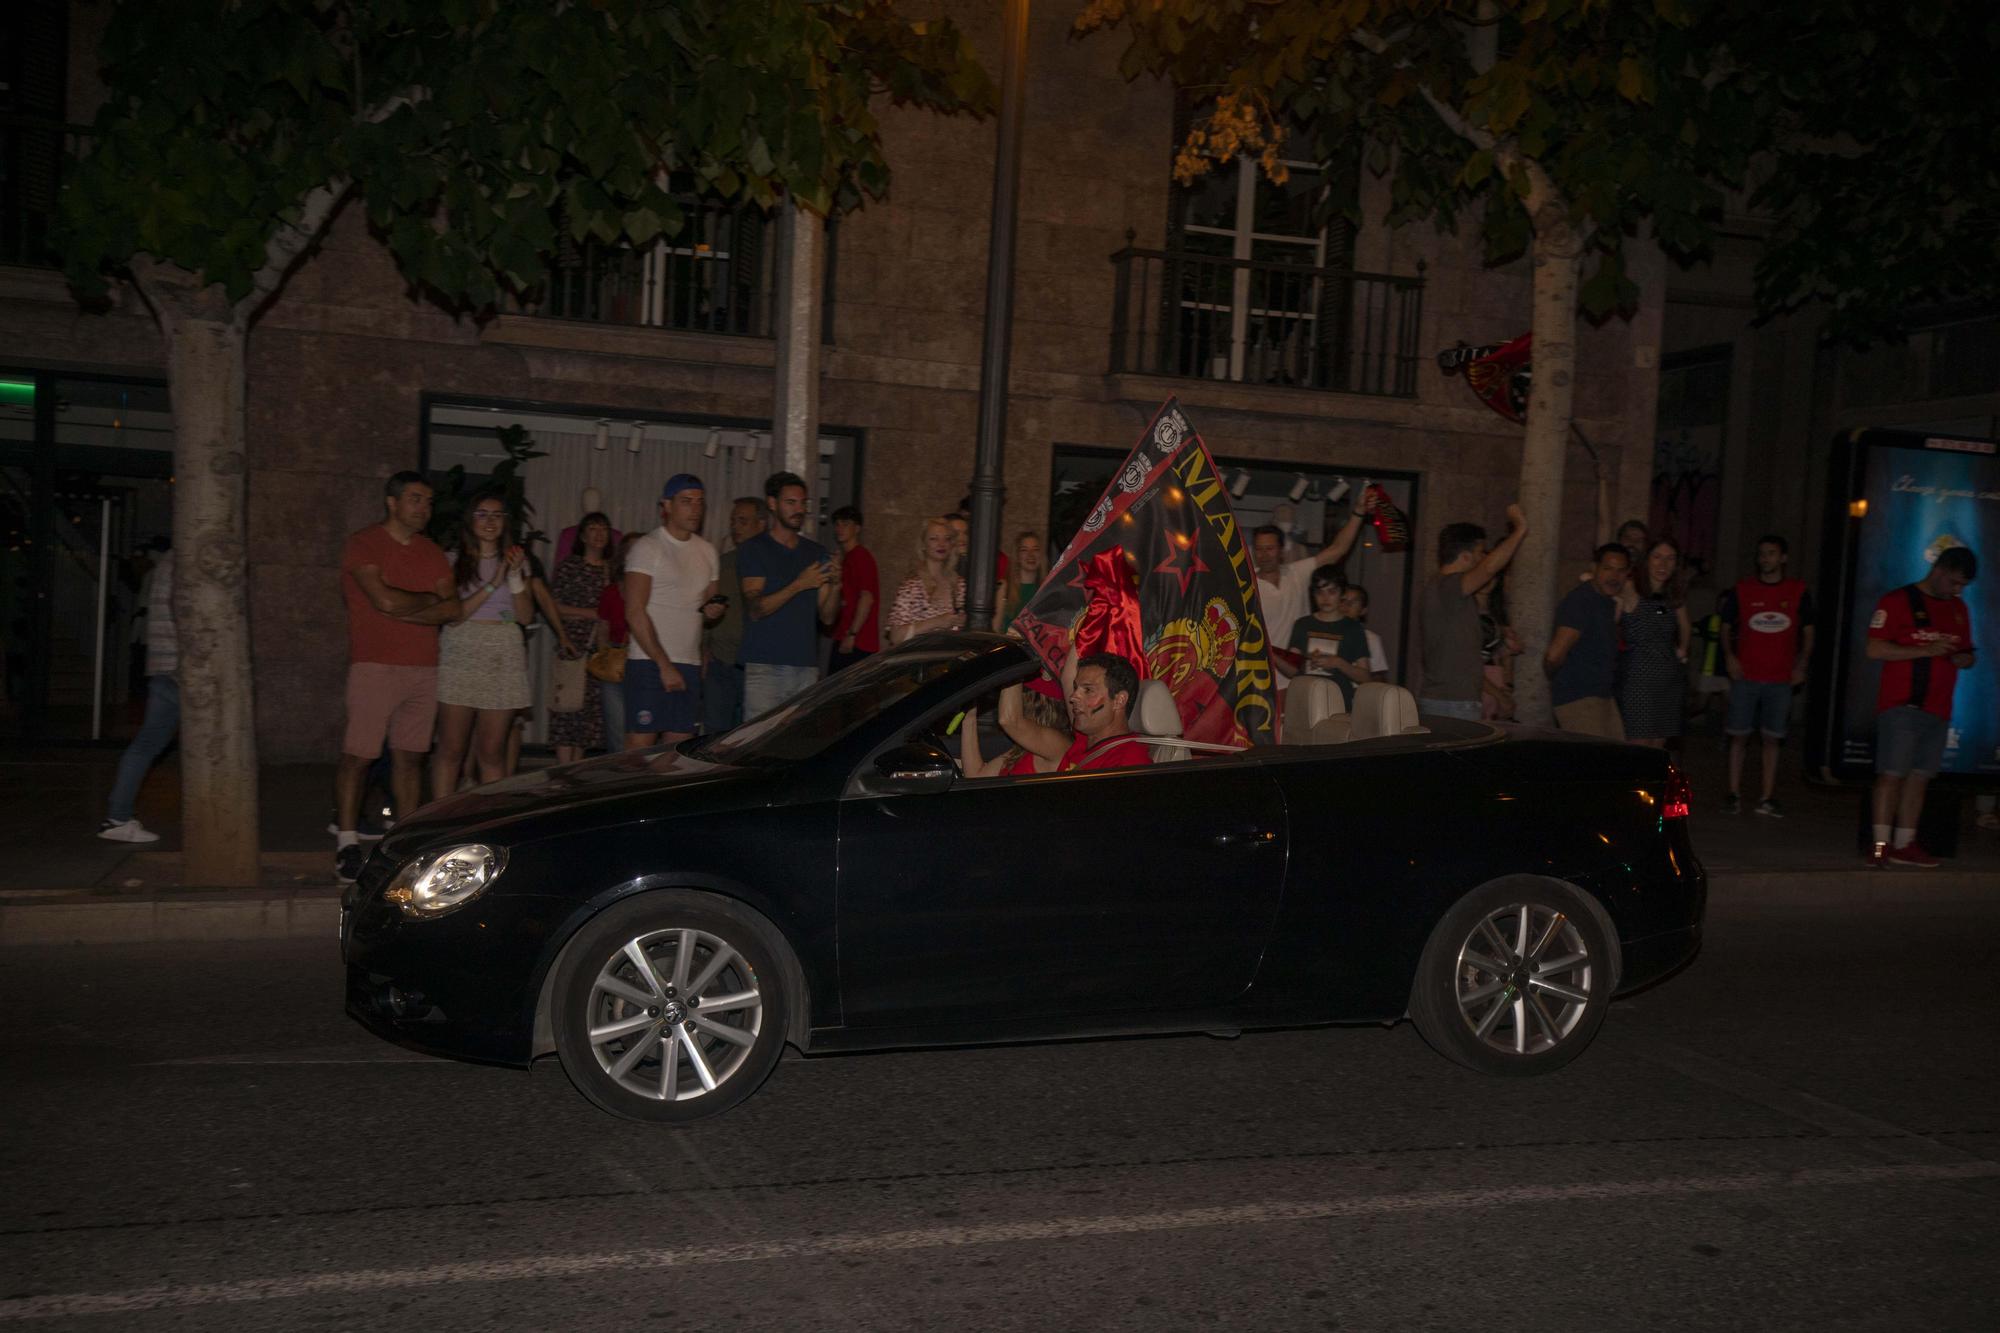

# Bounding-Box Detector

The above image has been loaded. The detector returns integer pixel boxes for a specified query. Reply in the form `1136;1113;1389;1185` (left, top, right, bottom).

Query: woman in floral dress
549;512;614;763
889;517;966;644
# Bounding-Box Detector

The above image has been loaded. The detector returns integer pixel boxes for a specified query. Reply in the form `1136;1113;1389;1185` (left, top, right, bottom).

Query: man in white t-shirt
1254;502;1368;698
623;473;725;749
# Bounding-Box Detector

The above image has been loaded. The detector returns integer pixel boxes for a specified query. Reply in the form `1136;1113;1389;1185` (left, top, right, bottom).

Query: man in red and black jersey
1001;651;1155;773
1864;545;1978;868
1718;534;1815;817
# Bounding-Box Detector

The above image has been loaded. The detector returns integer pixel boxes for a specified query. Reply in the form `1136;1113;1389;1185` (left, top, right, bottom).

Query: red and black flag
1012;399;1276;747
1463;332;1532;424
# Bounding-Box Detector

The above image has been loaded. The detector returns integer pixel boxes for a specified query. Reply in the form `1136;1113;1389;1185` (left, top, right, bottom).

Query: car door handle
1211;828;1279;849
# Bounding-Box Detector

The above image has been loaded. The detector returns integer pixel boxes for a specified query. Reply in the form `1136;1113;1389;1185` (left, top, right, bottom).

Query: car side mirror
870;742;957;794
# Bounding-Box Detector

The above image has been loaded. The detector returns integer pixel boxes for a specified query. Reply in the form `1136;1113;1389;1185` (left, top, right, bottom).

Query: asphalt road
2;899;1996;1331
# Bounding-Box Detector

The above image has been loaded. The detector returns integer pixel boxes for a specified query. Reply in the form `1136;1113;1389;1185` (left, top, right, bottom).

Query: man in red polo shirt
999;651;1154;772
1719;533;1815;817
1865;545;1977;868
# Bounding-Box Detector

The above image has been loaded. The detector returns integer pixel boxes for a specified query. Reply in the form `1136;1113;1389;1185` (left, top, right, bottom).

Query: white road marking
143;1057;445;1066
144;1049;441;1066
2;1160;1994;1321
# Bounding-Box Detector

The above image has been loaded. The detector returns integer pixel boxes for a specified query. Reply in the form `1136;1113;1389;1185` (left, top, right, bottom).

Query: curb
1;867;1993;947
1705;867;1997;907
0;889;340;947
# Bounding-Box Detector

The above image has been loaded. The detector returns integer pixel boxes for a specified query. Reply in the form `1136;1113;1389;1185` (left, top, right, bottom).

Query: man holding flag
1012;399;1284;750
998;651;1154;773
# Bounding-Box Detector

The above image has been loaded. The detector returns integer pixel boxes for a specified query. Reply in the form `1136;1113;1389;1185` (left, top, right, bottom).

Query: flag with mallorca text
1011;399;1276;748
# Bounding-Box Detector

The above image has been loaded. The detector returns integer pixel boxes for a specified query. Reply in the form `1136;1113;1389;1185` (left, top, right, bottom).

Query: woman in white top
434;490;534;795
888;517;967;644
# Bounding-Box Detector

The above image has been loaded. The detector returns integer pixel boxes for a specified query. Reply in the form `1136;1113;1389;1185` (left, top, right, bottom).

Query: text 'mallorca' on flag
1011;398;1276;748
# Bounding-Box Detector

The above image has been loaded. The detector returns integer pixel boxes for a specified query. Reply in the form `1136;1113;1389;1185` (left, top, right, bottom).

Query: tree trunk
1510;220;1584;728
142;266;261;887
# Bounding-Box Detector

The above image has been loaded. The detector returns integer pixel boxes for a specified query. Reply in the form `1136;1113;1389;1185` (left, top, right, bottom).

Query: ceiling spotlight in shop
1288;474;1310;503
703;428;721;459
627;422;645;454
743;431;762;462
593;420;609;452
1324;477;1350;506
1229;469;1251;498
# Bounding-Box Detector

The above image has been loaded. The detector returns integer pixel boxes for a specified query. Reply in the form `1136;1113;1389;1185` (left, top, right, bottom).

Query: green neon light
0;380;35;406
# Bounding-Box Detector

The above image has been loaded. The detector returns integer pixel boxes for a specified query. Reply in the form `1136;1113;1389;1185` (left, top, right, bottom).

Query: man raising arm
1000;651;1153;772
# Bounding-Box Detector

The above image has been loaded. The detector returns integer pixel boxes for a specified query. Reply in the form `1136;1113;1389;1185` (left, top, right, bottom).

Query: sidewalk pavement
3;730;1995;946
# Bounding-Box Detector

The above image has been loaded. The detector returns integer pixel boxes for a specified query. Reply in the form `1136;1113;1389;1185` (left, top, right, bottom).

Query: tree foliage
1732;0;2000;341
1088;0;1776;316
1081;0;1999;338
1077;0;1765;318
58;0;994;308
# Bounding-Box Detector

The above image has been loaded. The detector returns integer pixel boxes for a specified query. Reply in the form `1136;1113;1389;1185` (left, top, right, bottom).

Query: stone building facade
2;1;1665;758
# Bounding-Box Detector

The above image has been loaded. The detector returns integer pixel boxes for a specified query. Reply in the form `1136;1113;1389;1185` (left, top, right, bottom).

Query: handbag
587;644;627;684
549;653;588;713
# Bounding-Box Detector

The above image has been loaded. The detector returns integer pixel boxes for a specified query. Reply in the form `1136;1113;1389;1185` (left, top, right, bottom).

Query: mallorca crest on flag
1011;400;1276;747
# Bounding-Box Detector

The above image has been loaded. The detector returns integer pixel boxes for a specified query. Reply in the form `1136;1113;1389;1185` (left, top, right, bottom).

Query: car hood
380;746;769;855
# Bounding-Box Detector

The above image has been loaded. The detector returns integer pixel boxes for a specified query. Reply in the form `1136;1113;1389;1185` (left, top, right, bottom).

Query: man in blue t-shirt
736;470;840;719
1544;543;1631;739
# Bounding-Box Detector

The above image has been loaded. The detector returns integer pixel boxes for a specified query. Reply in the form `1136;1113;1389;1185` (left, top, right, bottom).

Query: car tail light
1663;766;1692;820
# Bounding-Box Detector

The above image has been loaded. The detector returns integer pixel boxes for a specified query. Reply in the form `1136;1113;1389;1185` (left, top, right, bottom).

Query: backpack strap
1902;584;1932;709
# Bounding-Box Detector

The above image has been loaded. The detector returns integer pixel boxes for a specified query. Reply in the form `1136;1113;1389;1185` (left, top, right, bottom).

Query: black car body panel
343;634;1706;1068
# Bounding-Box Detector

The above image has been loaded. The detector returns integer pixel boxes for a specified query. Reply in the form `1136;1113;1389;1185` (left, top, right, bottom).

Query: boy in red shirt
829;505;880;672
1864;545;1978;867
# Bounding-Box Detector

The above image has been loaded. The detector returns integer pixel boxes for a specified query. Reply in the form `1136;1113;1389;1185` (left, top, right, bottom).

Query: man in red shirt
1719;533;1815;817
1000;651;1154;772
335;472;460;881
1865;545;1978;868
829;505;880;673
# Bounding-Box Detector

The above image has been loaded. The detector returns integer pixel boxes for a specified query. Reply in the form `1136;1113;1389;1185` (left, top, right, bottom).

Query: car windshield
693;645;984;765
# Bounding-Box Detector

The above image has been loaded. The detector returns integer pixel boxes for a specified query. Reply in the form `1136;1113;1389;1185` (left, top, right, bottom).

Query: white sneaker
98;819;161;844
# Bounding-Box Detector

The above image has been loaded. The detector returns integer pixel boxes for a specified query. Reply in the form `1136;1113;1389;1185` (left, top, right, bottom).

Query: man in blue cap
622;473;726;749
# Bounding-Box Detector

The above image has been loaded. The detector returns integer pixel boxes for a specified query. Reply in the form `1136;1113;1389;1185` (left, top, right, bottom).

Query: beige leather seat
1348;682;1429;741
1283;675;1350;745
1133;679;1187;762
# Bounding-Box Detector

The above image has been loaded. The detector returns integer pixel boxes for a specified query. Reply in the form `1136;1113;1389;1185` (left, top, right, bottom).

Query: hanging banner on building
1438;333;1533;423
1012;399;1275;747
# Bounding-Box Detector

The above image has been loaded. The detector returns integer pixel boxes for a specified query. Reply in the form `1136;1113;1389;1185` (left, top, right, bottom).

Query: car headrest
1134;678;1182;738
1349;682;1427;741
1283;676;1345;742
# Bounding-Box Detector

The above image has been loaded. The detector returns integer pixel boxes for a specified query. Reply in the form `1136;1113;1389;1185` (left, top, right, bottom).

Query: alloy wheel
1452;903;1594;1056
586;927;764;1102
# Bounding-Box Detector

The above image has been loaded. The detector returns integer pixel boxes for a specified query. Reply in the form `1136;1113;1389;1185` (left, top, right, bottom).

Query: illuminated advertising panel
1809;430;2000;779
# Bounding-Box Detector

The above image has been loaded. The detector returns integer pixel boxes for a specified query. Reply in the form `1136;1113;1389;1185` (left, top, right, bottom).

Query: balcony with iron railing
523;197;838;343
1110;237;1426;399
1;115;89;269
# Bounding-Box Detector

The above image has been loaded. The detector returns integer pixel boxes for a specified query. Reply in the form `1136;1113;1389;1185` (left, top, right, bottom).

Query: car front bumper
341;857;574;1068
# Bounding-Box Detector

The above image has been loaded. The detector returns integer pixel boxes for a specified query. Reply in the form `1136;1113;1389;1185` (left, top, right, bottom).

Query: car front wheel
1408;878;1614;1077
552;892;789;1122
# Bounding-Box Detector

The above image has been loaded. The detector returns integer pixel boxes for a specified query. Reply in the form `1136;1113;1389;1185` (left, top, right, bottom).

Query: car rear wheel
552;892;789;1122
1408;879;1613;1077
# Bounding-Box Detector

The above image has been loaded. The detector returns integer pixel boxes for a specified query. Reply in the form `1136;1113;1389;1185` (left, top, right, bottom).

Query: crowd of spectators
93;461;1981;880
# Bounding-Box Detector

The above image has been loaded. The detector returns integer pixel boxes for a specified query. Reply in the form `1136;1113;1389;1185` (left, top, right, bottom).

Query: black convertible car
343;634;1704;1122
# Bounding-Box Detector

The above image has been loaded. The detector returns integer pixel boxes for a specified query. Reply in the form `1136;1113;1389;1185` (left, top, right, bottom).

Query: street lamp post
965;0;1029;631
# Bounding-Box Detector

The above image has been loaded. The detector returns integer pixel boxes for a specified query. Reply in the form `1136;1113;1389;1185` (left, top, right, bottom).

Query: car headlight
382;844;507;918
